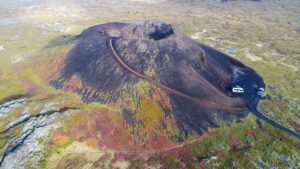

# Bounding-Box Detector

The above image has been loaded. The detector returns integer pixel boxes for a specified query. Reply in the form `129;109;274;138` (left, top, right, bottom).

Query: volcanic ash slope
50;21;264;136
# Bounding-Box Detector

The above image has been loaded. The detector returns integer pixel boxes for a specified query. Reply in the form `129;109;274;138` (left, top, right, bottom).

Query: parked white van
232;86;244;93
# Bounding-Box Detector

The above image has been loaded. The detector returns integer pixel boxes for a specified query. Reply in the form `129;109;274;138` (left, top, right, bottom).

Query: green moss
0;79;25;101
128;159;146;169
165;156;178;167
37;136;75;169
185;162;197;169
0;1;300;168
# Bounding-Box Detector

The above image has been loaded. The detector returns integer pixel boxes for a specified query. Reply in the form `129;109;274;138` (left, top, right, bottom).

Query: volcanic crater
50;21;265;135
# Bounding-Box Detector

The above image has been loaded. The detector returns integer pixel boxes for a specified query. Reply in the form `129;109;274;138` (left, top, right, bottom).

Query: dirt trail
109;38;247;112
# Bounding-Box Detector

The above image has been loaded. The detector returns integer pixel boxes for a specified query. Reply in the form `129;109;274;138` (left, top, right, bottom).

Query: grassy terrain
0;0;300;168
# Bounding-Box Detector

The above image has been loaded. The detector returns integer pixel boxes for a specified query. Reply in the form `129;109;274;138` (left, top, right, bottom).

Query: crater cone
50;21;264;135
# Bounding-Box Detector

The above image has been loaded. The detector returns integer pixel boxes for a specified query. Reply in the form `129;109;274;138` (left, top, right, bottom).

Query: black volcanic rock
50;21;265;135
140;21;174;40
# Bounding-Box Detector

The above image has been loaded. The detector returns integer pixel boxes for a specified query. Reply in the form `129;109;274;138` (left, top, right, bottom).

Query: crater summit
50;21;265;135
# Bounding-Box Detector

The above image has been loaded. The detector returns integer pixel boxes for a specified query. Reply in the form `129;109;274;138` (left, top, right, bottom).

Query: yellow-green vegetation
0;0;300;168
188;114;300;168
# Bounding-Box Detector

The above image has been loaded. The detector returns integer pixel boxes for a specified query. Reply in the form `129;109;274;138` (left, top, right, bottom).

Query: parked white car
257;87;264;96
232;86;244;94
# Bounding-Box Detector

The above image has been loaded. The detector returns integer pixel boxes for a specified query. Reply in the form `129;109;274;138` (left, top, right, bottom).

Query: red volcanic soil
50;21;265;135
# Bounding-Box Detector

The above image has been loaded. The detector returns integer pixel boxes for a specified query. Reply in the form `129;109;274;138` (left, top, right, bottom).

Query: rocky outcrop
0;97;26;118
0;98;79;168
